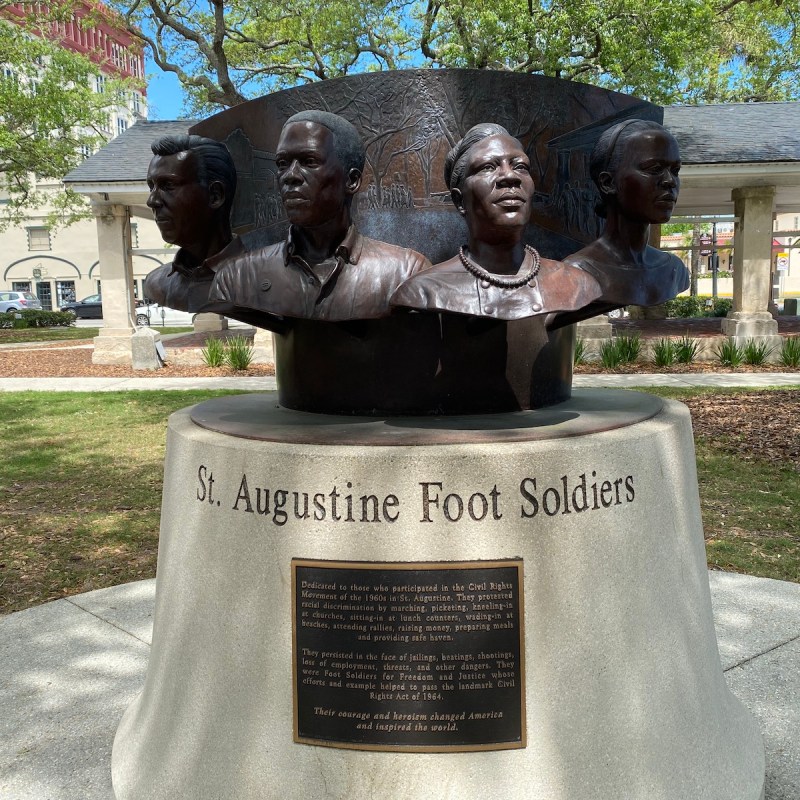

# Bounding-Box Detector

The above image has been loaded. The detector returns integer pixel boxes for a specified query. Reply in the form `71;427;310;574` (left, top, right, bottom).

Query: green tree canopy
115;0;800;112
0;4;130;226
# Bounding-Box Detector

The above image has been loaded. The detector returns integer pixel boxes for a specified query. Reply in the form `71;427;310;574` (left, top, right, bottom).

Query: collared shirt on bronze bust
144;236;245;311
389;252;602;320
209;225;431;321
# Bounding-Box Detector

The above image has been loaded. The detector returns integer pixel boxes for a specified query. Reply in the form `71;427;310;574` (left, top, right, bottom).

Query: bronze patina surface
170;72;687;415
210;112;431;323
390;125;601;320
555;120;690;327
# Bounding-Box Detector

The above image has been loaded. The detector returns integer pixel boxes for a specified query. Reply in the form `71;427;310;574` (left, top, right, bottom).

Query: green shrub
225;335;254;371
711;298;732;317
615;334;641;363
599;339;623;369
0;309;75;329
665;296;706;318
664;296;732;318
779;336;800;368
201;337;225;367
742;338;774;366
573;338;587;365
675;335;700;364
652;338;677;367
714;338;744;367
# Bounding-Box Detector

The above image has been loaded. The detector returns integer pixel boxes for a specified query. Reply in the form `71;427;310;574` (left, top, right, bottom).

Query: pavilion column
91;202;137;365
721;186;781;346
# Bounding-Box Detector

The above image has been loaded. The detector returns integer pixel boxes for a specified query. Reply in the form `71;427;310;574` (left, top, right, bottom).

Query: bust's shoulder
360;235;431;271
390;257;474;310
217;241;283;279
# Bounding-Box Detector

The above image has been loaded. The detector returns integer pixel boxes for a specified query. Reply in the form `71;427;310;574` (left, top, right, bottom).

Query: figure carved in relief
390;123;601;319
210;111;430;321
564;119;689;309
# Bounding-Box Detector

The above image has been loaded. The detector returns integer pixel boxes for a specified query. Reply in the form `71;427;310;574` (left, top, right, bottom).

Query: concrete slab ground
1;572;798;800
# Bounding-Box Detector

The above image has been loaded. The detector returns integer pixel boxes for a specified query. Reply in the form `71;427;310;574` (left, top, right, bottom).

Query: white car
135;303;196;327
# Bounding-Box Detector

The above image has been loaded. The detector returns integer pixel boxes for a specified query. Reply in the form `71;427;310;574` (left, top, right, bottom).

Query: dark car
61;293;103;318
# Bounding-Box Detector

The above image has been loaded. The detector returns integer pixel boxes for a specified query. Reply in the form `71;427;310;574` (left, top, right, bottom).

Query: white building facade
0;1;164;309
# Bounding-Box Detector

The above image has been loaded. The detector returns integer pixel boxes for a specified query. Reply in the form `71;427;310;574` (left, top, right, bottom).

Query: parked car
0;291;43;313
135;303;196;327
61;293;103;318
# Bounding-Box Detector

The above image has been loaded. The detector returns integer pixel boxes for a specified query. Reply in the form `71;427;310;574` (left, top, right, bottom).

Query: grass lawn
0;326;194;345
0;387;797;615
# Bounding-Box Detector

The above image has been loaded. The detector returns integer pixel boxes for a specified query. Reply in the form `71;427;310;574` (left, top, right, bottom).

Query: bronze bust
564;119;689;309
143;135;283;329
210;111;431;321
143;135;245;311
390;124;601;319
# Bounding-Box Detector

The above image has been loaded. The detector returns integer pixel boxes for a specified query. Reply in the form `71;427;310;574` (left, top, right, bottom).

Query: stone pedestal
252;327;275;364
576;314;612;339
92;328;136;365
193;313;228;333
720;312;783;360
112;391;764;800
131;327;162;371
575;315;612;361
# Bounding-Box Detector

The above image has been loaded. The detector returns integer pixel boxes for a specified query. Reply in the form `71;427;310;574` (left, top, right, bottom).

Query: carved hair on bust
151;134;237;217
444;122;511;193
284;110;366;176
588;118;669;218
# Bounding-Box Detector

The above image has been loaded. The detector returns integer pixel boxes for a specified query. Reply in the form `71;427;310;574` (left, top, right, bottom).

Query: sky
144;60;187;120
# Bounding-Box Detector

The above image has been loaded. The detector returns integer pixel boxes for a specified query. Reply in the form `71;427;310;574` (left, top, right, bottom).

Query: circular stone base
189;388;663;445
113;391;764;800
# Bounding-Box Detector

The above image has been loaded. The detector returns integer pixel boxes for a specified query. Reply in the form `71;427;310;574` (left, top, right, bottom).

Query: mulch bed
0;344;275;378
682;390;800;468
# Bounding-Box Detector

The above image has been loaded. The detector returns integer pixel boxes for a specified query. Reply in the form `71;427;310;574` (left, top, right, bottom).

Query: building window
79;143;92;159
116;117;128;136
27;227;51;251
95;74;106;93
56;280;76;305
130;222;139;248
131;91;141;114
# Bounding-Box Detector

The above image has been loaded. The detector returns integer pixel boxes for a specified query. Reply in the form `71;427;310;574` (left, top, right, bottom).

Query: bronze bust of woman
565;119;689;309
391;123;600;319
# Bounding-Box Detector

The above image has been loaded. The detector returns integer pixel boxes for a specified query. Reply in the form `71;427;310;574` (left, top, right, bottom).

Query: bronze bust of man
143;135;246;312
210;110;431;321
565;119;689;309
390;123;600;319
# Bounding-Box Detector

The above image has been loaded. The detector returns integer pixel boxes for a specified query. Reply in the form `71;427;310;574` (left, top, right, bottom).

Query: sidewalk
0;372;799;392
2;572;798;799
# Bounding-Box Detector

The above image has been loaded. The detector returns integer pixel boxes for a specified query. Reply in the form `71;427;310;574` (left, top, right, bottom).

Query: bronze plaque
292;559;525;751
